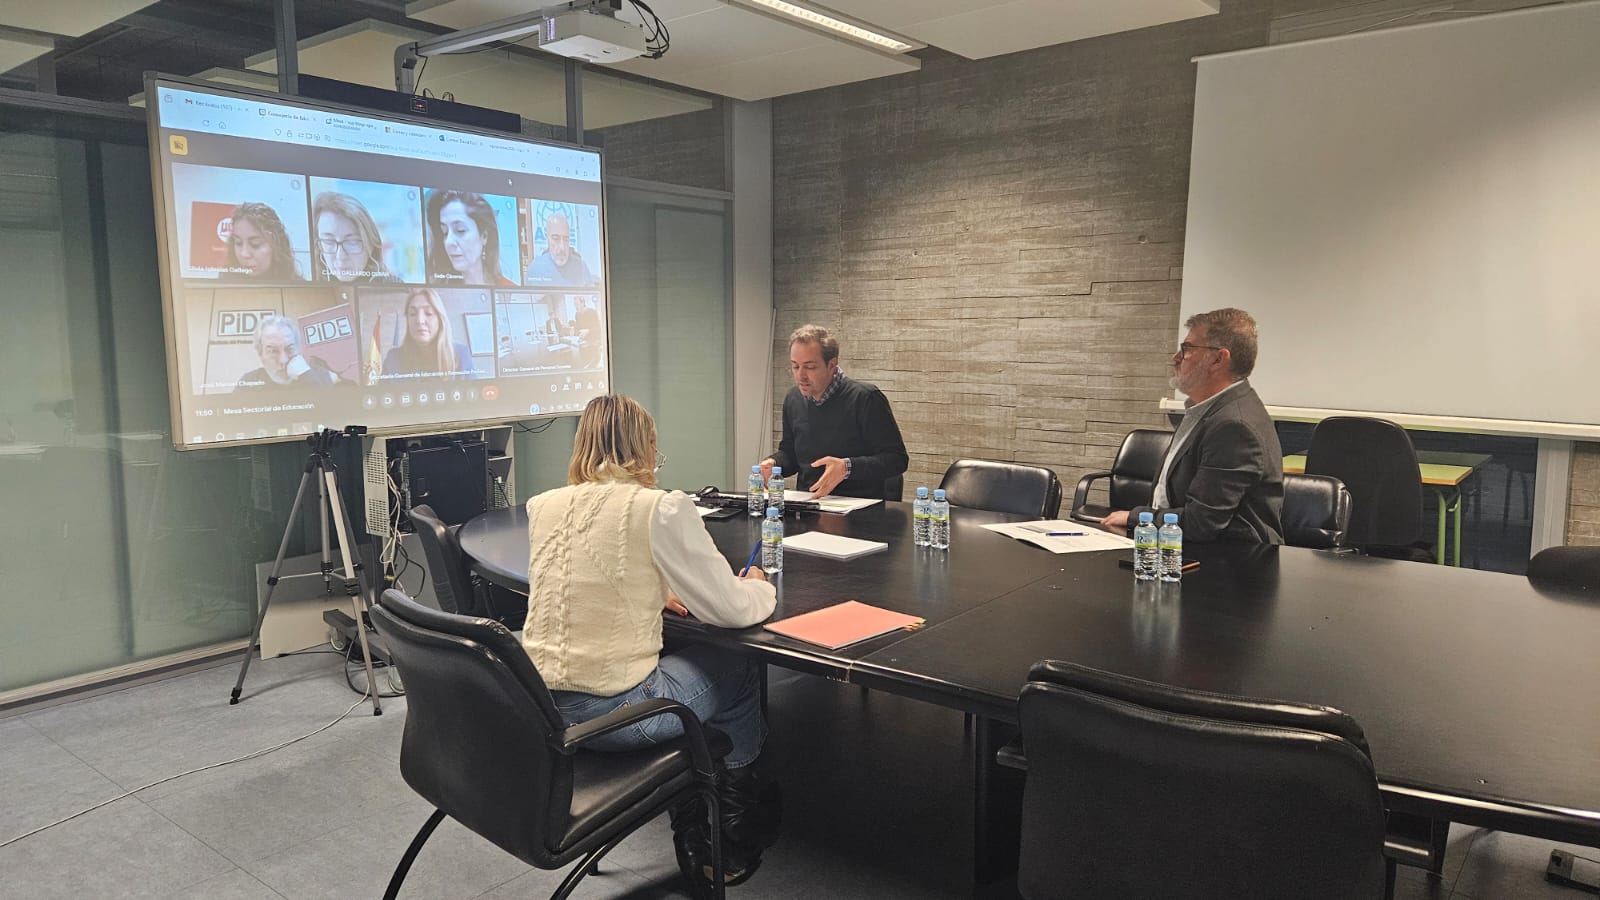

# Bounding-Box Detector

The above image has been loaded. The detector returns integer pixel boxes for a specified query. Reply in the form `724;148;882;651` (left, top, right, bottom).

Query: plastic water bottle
747;466;765;516
761;507;784;573
1133;512;1159;581
913;486;931;546
930;489;951;550
768;466;786;515
1159;513;1183;583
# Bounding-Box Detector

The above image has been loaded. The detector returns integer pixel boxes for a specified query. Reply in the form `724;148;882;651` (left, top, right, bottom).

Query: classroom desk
1284;451;1490;566
459;502;1600;889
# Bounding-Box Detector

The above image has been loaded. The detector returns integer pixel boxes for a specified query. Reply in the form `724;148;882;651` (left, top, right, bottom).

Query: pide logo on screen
216;310;278;339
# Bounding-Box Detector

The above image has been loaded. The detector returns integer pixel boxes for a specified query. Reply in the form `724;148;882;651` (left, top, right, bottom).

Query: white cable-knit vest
522;480;667;695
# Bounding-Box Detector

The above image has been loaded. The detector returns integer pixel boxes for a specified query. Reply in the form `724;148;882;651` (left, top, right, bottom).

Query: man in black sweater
761;325;908;500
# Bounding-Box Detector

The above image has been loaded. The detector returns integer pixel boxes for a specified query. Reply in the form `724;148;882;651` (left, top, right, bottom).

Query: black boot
669;793;716;899
715;761;782;886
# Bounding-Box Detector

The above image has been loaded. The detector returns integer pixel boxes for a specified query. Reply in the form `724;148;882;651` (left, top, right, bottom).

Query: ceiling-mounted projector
538;10;647;63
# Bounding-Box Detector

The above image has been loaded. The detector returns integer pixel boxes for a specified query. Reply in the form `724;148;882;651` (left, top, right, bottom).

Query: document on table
982;520;1134;554
784;490;882;515
781;531;889;561
764;600;923;650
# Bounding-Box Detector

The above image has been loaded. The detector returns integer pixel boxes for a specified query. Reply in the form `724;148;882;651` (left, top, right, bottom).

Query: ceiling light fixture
729;0;921;53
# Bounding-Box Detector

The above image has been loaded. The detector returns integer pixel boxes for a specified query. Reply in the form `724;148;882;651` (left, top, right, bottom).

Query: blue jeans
550;644;766;769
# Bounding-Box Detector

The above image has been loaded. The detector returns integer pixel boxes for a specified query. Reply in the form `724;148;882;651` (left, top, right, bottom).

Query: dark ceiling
11;0;416;103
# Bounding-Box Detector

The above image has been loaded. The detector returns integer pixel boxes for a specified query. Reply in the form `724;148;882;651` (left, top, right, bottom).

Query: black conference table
459;500;1600;887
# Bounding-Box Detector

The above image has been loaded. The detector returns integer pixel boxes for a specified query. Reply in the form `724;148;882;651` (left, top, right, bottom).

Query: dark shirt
381;342;475;380
524;251;596;286
234;362;337;393
769;376;908;500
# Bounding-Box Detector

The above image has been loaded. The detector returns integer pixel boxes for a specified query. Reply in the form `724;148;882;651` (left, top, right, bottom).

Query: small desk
1284;451;1489;566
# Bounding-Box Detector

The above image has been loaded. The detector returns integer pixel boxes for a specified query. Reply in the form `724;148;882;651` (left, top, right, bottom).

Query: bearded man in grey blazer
1101;308;1285;544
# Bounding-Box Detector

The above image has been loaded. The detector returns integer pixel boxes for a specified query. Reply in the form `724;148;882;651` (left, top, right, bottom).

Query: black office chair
1013;661;1391;900
409;503;526;628
1070;429;1171;524
406;504;475;615
1527;545;1600;594
939;459;1062;519
370;589;728;900
1305;417;1431;562
1282;473;1353;550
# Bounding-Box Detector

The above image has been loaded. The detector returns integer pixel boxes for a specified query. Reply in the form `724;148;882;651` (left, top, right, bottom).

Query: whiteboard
1181;2;1600;432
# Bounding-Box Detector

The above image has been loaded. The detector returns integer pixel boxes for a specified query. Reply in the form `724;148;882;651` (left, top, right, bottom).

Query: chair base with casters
370;589;730;900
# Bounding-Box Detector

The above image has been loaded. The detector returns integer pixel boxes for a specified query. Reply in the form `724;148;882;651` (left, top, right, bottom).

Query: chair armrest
559;697;719;776
995;737;1028;772
1071;471;1111;516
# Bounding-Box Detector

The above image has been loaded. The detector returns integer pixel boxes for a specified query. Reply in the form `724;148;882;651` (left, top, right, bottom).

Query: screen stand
231;427;383;715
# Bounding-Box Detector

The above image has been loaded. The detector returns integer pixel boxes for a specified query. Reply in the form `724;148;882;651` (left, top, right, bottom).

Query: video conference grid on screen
149;80;611;449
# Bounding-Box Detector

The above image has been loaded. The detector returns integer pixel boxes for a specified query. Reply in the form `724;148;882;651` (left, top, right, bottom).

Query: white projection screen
147;76;612;450
1180;2;1600;435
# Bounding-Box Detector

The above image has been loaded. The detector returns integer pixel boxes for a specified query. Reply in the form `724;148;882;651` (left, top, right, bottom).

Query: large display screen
146;76;610;449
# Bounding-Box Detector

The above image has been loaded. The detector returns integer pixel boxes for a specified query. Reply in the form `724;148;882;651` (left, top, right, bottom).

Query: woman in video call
225;202;303;281
425;189;516;287
383;288;474;379
312;192;400;283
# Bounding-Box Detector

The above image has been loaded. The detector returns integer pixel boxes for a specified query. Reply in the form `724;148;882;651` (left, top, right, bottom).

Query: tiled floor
1;651;1594;899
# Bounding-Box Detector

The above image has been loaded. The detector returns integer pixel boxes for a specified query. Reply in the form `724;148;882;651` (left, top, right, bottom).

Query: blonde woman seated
524;394;780;890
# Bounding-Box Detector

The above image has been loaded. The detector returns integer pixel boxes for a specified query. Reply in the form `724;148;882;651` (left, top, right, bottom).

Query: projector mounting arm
395;0;619;93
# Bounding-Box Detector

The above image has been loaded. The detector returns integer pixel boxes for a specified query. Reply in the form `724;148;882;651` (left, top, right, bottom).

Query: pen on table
740;540;762;577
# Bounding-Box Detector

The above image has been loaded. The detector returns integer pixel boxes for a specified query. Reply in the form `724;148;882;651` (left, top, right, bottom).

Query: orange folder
763;600;925;650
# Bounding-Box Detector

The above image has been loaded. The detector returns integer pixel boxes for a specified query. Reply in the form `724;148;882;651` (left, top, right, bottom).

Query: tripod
232;427;383;715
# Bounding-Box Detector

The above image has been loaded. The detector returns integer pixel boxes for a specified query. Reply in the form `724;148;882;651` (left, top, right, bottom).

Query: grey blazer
1133;381;1285;544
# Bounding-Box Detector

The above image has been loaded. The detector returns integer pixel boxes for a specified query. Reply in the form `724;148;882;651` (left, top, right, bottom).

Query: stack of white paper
781;531;889;561
981;520;1134;554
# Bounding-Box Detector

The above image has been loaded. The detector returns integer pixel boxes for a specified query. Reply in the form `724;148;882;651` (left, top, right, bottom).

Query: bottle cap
772;467;782;476
1138;511;1154;523
916;486;929;498
1163;513;1179;524
751;465;761;474
766;507;780;518
933;489;946;500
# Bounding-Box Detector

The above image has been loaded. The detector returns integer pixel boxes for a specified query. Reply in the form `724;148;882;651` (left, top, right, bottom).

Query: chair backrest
1281;473;1353;550
1527;545;1600;594
1305;416;1422;549
1017;661;1387;900
370;589;572;866
938;459;1063;518
408;503;476;615
1109;429;1172;511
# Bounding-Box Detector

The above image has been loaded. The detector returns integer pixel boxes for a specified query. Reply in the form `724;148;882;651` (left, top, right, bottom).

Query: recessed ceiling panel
409;0;918;101
827;0;1220;59
0;1;158;37
0;32;52;74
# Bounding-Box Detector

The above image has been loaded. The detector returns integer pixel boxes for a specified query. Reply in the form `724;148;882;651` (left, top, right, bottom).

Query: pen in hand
740;539;762;577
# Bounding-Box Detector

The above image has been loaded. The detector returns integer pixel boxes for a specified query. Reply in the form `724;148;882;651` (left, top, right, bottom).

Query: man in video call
524;211;597;286
761;324;908;501
235;315;338;393
1099;307;1284;544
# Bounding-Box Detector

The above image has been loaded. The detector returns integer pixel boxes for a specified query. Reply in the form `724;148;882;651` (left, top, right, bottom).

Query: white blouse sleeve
650;491;776;629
